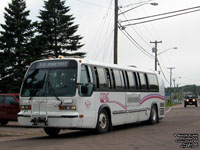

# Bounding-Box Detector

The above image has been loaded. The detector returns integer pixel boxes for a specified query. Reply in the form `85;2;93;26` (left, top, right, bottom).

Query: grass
165;101;176;107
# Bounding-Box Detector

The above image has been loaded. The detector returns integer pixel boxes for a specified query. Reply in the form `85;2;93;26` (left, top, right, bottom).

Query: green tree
0;0;35;93
38;0;84;57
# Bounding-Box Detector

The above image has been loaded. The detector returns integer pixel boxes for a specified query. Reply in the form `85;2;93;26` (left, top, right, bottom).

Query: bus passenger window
127;72;137;89
139;73;148;90
96;67;108;89
105;68;112;89
119;71;125;88
147;74;159;91
94;67;99;88
113;70;122;89
110;69;116;89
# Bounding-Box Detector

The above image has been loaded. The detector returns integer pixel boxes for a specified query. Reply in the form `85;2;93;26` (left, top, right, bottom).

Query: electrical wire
123;8;200;26
119;25;154;60
122;5;200;22
73;0;111;9
157;59;169;84
119;9;153;48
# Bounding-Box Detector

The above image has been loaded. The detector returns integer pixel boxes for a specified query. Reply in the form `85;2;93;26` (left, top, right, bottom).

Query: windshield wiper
47;76;63;105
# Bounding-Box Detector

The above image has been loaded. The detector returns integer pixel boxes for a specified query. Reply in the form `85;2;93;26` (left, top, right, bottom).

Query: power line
123;8;200;26
157;59;169;83
119;8;153;49
74;0;111;9
122;5;200;22
119;25;154;60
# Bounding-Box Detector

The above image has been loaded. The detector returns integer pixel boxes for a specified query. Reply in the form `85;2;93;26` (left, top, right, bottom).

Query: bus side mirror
81;85;88;95
78;83;94;96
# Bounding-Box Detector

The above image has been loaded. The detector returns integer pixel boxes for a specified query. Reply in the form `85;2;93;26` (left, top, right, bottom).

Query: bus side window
110;69;116;89
138;72;148;90
119;71;125;88
113;70;122;89
94;66;99;88
134;72;139;89
125;71;129;89
120;71;126;89
127;71;137;90
147;74;159;91
96;67;108;89
105;68;112;89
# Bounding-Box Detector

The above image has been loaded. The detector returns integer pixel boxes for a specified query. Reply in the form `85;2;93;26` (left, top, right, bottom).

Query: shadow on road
26;121;154;141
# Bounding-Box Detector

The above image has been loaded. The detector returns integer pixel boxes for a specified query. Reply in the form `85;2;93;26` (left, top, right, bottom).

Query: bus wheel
0;120;8;125
44;127;60;137
96;109;110;134
148;105;159;125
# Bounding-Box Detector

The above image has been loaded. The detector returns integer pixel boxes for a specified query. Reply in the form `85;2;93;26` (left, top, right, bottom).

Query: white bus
18;57;165;136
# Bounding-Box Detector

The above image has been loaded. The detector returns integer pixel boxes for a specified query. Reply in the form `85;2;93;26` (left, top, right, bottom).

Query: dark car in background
184;94;198;107
0;93;20;125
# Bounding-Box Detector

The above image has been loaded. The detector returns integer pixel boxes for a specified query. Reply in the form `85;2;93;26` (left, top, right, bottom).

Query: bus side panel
76;95;97;129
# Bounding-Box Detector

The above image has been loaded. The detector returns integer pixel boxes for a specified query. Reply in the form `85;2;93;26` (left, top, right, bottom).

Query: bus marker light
59;106;65;110
79;115;84;118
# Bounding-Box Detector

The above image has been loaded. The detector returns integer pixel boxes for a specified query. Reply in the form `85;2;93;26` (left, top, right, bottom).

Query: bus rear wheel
44;127;60;137
96;109;110;134
148;105;159;125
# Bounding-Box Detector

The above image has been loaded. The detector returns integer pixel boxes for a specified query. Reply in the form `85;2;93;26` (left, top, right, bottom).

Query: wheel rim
99;113;107;129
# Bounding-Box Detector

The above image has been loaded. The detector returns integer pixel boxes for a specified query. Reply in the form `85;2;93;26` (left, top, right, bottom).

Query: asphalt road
0;104;199;150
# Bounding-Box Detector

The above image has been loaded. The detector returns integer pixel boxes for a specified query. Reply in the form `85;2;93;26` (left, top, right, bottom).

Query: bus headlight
193;99;196;102
59;105;76;110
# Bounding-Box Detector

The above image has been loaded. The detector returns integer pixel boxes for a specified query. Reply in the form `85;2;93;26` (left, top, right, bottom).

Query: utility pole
167;67;175;102
150;40;162;71
114;0;118;64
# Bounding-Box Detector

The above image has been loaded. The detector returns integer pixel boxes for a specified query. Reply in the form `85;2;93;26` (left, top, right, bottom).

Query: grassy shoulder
165;100;183;107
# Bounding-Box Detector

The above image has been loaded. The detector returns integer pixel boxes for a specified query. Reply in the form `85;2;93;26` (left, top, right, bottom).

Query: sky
1;0;200;87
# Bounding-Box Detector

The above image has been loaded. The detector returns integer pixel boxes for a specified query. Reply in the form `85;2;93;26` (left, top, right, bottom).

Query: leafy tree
0;0;35;93
38;0;84;57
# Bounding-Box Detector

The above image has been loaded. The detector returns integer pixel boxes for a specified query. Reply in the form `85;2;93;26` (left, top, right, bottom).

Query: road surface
0;104;199;150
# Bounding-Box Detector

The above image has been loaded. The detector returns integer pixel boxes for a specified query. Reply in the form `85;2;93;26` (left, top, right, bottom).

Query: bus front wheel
96;109;110;134
44;127;60;137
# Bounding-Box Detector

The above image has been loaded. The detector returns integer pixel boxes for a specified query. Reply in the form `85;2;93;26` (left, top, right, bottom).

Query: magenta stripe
100;94;165;110
140;94;165;105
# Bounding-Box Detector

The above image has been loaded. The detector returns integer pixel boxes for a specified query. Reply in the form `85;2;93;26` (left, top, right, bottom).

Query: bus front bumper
17;111;82;128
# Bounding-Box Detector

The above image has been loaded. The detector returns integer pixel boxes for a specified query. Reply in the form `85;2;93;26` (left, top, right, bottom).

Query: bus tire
96;109;110;134
148;105;159;125
44;127;60;137
0;120;8;125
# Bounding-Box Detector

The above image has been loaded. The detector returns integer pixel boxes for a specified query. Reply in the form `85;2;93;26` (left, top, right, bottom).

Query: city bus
18;57;165;136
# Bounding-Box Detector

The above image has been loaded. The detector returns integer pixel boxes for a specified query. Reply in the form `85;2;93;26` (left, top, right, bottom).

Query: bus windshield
21;60;77;97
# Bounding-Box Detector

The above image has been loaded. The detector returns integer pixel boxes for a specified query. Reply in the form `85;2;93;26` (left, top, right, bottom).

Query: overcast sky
1;0;200;87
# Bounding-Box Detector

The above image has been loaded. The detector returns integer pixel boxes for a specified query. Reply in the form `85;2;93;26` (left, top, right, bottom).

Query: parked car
184;94;198;107
0;93;20;125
